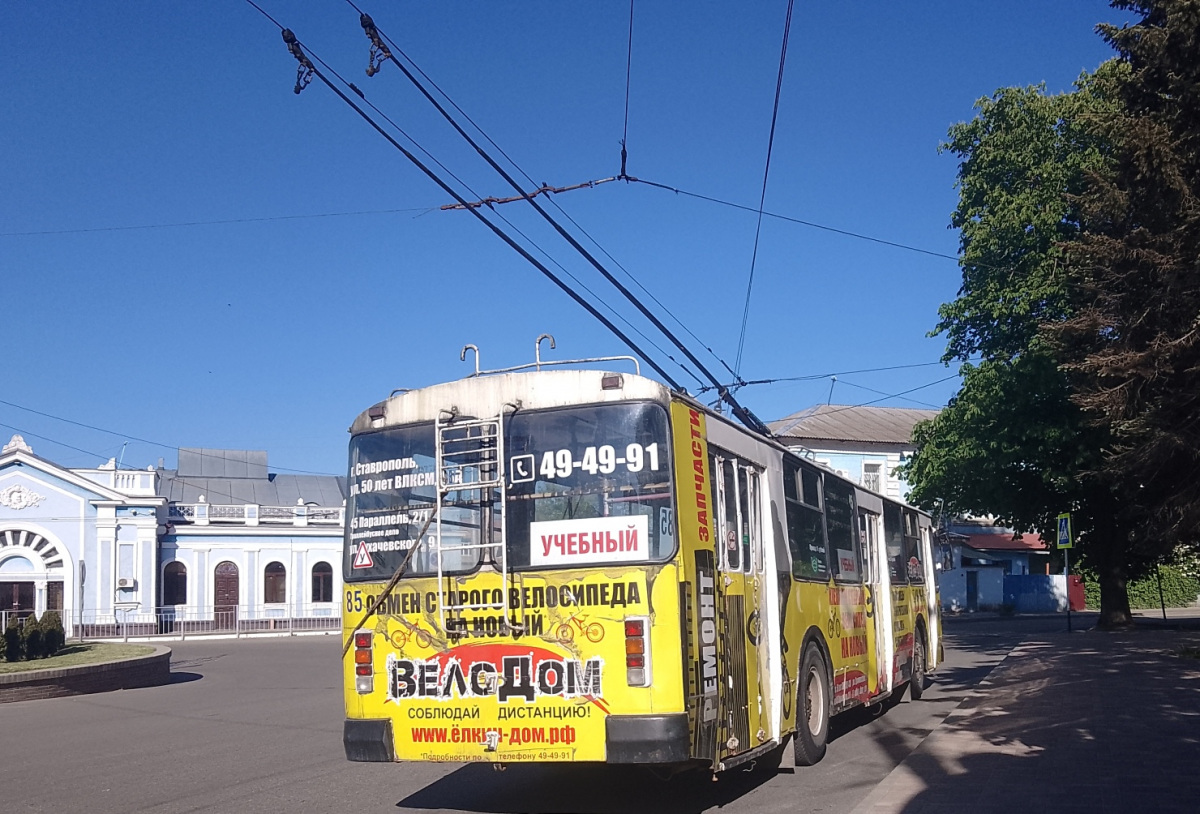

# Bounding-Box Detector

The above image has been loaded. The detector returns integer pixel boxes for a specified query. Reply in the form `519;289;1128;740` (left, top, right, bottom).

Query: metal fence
75;604;341;641
0;609;35;632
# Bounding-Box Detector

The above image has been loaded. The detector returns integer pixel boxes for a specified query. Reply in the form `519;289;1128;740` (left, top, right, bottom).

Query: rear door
823;476;871;710
855;489;893;697
711;451;768;761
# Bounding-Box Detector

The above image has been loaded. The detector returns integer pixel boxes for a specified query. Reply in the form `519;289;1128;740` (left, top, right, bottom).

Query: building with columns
0;434;346;637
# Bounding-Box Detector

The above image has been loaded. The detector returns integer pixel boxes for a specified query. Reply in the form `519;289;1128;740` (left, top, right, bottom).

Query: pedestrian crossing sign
1056;512;1073;549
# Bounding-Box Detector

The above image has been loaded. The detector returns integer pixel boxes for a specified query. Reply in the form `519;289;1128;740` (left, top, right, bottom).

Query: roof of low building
957;532;1047;552
177;447;268;479
158;448;347;507
768;405;940;446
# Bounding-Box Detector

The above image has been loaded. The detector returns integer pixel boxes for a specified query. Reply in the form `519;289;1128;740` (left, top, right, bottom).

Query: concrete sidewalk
940;603;1200;628
852;622;1200;813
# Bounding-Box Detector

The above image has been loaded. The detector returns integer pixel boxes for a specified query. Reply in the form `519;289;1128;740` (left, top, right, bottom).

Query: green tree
40;611;65;657
22;616;43;660
904;63;1147;627
4;614;23;662
1054;1;1200;552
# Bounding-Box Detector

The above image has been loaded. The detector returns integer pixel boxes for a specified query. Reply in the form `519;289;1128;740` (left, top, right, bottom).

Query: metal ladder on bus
433;413;513;636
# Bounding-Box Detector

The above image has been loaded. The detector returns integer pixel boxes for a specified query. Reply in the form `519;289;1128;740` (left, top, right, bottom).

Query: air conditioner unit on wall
117;577;136;589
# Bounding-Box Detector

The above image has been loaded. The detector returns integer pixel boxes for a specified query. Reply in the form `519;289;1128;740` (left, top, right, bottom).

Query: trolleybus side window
740;464;761;574
710;452;762;574
858;508;878;584
711;452;741;572
783;457;829;580
503;402;674;568
903;509;925;583
883;501;907;584
824;477;862;583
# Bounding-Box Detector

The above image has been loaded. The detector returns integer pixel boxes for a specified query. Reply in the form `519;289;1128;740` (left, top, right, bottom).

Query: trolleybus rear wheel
909;634;927;700
793;642;830;766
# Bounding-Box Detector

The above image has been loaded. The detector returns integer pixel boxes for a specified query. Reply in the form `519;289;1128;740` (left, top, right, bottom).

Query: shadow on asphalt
396;757;786;814
394;623;1032;814
168;671;203;684
891;627;1200;814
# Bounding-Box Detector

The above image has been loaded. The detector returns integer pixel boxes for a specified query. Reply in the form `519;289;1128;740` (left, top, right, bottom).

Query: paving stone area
852;624;1200;813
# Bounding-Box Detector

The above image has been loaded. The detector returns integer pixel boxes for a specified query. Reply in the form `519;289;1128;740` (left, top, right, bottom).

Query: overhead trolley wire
833;378;944;410
245;5;686;392
735;0;796;378
0;207;436;238
352;8;704;383
627;176;962;264
604;0;740;387
0;422;126;468
620;0;634;178
349;6;768;434
240;3;689;388
0;397;342;476
441;177;623;211
341;3;746;386
347;0;741;387
0;420;302;509
334;100;692;381
5;179;965;269
792;374;960;420
300;32;690;384
697;359;960;393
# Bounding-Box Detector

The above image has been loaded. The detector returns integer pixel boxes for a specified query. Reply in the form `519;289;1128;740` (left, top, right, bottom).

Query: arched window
163;562;187;605
264;561;287;604
311;562;333;603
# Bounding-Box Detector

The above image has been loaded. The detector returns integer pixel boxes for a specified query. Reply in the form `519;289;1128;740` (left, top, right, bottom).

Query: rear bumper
344;719;395;762
605;713;690;763
345;713;691;764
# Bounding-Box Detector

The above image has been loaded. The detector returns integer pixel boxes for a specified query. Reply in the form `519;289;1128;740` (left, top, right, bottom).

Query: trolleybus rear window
345;424;488;581
504;402;674;568
344;402;673;581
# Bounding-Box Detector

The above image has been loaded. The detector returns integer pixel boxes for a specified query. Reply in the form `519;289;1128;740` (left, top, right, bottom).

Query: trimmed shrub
1082;564;1200;610
41;611;65;657
22;616;44;659
4;615;22;662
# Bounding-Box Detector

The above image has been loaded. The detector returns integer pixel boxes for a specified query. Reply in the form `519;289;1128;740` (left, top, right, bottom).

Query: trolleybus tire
909;634;927;701
793;642;830;766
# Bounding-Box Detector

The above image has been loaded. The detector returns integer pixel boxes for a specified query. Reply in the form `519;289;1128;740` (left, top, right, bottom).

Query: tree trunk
1096;562;1134;629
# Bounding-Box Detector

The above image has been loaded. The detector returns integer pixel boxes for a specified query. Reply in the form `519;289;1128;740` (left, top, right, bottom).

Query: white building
768;405;939;501
0;435;346;638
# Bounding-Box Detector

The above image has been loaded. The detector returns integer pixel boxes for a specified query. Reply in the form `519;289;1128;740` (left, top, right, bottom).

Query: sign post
1057;512;1073;631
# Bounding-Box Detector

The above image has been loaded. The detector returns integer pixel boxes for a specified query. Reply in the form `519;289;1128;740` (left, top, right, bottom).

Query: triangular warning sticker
352;542;374;569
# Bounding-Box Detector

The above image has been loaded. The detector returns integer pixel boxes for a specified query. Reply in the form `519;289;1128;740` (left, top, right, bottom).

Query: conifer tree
1055;1;1200;559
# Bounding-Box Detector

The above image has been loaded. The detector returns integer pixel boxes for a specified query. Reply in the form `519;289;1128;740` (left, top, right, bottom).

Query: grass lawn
0;642;156;675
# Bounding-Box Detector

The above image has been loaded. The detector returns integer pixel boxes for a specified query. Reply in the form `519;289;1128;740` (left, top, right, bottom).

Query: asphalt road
0;618;1061;814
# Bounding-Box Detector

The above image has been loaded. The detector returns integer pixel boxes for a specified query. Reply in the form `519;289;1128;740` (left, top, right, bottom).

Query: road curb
847;641;1021;814
0;644;172;703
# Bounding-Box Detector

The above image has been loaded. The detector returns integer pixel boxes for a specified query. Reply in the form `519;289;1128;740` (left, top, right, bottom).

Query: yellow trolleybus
341;353;940;771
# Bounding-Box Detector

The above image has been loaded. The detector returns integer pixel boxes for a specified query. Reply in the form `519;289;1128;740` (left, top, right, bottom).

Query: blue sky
1;1;1130;477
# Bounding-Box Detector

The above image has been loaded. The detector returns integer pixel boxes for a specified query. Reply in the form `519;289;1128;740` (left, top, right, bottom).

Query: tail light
625;617;651;687
354;630;373;694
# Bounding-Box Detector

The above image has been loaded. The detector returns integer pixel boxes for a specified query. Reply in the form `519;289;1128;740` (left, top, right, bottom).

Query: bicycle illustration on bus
555;611;605;644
